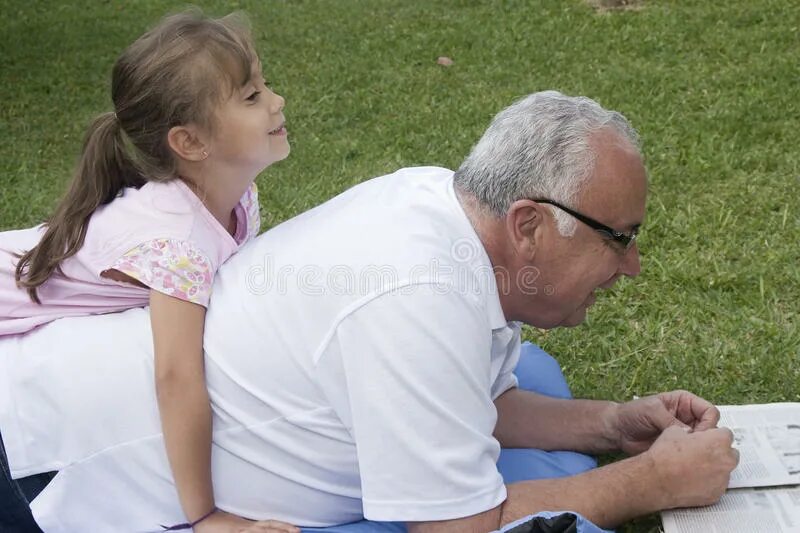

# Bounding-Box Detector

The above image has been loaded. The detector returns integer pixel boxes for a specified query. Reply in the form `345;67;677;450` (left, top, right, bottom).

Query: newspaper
661;403;800;533
722;403;800;488
662;487;800;532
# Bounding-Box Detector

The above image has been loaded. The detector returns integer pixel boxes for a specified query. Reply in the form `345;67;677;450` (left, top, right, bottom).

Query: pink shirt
0;179;260;336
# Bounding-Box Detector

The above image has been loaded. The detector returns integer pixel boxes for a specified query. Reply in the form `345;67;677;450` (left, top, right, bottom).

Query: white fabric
0;167;520;531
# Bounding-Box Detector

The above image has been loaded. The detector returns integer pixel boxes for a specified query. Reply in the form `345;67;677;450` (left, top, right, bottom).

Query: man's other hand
606;390;721;455
646;425;739;509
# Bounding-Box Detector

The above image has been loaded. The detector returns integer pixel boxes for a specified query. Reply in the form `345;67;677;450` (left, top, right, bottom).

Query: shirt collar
445;174;509;331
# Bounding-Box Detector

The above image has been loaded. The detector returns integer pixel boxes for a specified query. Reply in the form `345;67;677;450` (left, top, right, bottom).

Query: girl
0;10;298;533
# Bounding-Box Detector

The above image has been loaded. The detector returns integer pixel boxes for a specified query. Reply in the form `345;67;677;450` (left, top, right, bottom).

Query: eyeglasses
533;198;640;251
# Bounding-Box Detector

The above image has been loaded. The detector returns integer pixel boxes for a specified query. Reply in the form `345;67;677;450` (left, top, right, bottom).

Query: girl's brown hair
15;9;259;303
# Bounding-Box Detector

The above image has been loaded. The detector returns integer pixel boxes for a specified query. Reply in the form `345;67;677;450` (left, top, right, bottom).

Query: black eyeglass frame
533;198;639;251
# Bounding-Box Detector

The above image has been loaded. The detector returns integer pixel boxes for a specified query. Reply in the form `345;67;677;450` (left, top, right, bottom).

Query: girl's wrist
160;506;217;531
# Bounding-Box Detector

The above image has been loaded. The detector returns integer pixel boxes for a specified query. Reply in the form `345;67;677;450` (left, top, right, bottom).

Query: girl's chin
261;146;291;169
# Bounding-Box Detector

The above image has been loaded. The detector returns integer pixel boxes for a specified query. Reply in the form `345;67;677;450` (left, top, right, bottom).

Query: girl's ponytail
15;111;144;303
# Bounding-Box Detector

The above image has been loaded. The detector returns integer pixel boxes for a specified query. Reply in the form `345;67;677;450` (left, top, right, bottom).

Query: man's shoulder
325;166;457;215
234;164;493;300
246;166;461;251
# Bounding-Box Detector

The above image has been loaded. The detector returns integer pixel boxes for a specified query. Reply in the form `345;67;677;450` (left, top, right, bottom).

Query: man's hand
410;424;739;533
646;425;739;509
194;510;300;533
605;390;720;455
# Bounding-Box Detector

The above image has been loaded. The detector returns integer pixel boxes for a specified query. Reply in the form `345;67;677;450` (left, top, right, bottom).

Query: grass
1;1;798;531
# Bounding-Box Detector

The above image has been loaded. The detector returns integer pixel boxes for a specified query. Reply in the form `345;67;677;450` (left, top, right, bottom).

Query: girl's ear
167;125;210;162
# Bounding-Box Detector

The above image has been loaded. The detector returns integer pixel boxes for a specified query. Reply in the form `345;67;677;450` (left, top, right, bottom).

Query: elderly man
0;91;738;532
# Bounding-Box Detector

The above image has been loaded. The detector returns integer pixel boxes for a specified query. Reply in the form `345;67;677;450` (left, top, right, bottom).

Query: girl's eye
246;91;261;102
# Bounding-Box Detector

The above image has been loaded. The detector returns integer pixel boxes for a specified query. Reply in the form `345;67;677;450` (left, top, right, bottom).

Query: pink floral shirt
0;179;260;336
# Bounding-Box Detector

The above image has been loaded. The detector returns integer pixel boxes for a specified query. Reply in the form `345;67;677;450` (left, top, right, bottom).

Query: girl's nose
272;93;285;114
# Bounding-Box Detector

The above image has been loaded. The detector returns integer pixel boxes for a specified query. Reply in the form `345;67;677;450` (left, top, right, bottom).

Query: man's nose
618;242;641;277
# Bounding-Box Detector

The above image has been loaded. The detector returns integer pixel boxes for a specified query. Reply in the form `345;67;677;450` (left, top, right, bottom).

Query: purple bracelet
160;507;217;531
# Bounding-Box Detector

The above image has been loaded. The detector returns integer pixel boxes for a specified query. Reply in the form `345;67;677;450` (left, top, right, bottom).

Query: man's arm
493;387;722;455
493;388;619;453
409;452;657;533
409;425;738;533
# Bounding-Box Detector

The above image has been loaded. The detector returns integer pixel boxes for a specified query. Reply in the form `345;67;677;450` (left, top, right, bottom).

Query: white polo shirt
0;167;521;531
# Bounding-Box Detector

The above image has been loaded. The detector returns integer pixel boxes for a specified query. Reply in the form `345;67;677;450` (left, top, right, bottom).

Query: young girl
0;10;298;533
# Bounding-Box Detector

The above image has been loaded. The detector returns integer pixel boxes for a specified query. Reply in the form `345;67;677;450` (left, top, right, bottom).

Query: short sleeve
490;325;521;400
320;284;507;522
110;239;214;307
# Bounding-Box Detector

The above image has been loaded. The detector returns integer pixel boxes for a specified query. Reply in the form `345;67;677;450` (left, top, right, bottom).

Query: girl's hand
236;518;302;533
194;509;300;533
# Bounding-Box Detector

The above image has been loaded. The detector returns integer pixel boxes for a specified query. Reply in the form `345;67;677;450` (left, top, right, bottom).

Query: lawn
1;0;798;531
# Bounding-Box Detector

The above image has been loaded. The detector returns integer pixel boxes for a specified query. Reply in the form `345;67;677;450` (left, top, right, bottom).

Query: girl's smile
268;122;287;136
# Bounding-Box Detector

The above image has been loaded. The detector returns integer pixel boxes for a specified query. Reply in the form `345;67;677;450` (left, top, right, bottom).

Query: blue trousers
0;343;598;532
0;431;53;532
302;342;598;532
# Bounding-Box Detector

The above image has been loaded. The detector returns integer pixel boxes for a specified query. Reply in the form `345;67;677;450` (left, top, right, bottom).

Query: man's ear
505;200;545;260
167;124;210;162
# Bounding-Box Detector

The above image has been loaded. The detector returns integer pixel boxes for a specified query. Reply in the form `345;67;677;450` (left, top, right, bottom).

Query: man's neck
455;187;518;320
455;188;505;266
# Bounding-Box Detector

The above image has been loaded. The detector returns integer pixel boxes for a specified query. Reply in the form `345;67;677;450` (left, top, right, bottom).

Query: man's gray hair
453;91;640;236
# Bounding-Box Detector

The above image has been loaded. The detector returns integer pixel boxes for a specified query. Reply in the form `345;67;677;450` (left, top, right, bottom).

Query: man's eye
246;91;261;102
605;237;630;255
598;233;625;253
610;241;628;254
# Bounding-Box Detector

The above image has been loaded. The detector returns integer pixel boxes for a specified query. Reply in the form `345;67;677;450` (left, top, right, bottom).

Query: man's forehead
579;131;648;229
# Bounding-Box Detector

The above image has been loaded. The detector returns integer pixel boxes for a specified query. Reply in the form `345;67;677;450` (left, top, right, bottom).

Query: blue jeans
0;343;597;532
0;429;54;532
302;342;598;532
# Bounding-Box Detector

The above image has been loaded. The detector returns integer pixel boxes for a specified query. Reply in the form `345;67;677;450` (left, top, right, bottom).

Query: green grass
1;1;798;531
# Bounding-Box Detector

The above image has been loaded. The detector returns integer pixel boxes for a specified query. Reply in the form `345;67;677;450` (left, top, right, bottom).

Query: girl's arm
149;290;300;533
149;290;216;525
